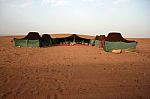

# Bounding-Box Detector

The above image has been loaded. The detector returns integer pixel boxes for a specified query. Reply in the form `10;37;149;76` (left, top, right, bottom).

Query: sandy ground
0;36;150;99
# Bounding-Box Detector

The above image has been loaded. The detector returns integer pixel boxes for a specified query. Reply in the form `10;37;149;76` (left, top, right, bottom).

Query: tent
94;35;100;47
50;34;95;45
99;35;105;48
41;34;52;47
104;32;137;52
89;39;95;46
93;35;105;48
14;32;41;47
14;32;54;47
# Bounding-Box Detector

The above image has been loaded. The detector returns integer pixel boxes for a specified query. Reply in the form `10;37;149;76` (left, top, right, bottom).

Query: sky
0;0;150;37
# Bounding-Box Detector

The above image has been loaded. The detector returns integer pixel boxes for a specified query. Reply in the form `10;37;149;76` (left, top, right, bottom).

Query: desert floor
0;36;150;99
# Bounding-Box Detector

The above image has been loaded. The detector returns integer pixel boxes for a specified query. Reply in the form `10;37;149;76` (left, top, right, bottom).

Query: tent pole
82;39;84;44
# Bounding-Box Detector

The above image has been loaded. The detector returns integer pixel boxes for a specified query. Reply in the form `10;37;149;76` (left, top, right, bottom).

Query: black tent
41;34;52;47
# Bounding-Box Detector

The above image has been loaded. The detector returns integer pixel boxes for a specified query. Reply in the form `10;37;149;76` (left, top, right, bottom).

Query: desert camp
13;32;138;53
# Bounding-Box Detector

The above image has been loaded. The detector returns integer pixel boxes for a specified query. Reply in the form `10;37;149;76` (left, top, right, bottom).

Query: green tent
41;34;52;47
14;39;40;47
95;40;101;48
89;40;95;46
103;32;137;52
104;41;137;52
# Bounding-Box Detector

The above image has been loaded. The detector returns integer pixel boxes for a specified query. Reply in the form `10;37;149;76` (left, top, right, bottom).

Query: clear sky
0;0;150;37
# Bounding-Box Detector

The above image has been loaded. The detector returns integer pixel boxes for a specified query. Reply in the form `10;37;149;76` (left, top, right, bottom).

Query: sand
0;36;150;99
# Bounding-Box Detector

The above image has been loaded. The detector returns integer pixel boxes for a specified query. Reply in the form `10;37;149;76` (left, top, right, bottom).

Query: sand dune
0;36;150;99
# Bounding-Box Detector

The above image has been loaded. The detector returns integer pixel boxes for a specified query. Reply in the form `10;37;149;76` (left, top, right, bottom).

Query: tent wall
104;41;137;52
89;40;101;47
14;39;40;47
95;40;101;48
89;40;95;46
27;40;40;47
41;40;52;46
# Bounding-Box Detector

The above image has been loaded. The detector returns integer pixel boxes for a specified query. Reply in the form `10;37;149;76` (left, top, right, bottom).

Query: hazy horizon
0;0;150;38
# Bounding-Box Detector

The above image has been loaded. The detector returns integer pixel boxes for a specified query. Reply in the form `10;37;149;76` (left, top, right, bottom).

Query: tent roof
23;32;41;40
105;32;136;43
50;34;95;40
50;34;72;39
41;34;52;40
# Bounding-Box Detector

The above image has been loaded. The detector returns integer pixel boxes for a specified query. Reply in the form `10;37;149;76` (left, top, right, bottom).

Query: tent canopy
105;32;136;43
50;34;95;40
23;32;41;40
51;34;95;44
